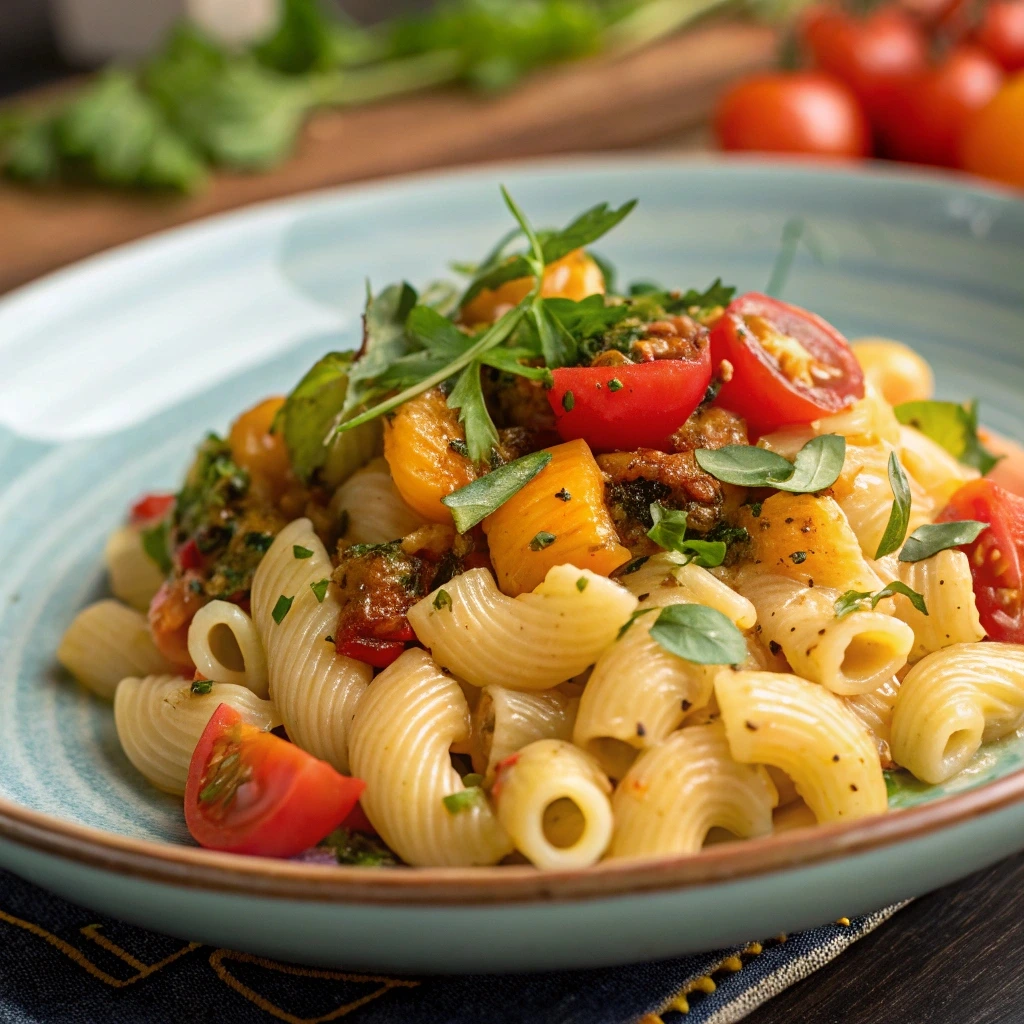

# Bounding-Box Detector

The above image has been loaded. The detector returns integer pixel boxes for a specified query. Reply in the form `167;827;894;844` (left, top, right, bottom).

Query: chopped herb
790;551;807;564
622;556;650;575
442;787;485;814
272;594;294;623
320;827;397;868
695;435;845;493
562;390;575;412
448;438;470;458
874;452;912;559
433;588;453;611
647;503;728;568
555;488;572;502
293;544;314;559
835;581;928;618
746;500;763;517
899;521;988;563
576;576;589;592
462;773;484;787
894;399;1002;475
608;377;624;392
530;531;557;551
140;521;173;574
243;531;275;553
617;607;656;640
442;450;552;532
309;578;330;603
190;679;214;695
649;603;747;665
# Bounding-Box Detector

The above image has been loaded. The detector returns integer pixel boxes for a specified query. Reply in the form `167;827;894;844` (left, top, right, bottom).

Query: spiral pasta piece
349;649;512;866
187;600;269;698
407;565;637;691
113;675;280;794
251;518;371;772
609;722;777;859
104;526;166;612
891;642;1024;784
844;677;900;769
330;457;428;546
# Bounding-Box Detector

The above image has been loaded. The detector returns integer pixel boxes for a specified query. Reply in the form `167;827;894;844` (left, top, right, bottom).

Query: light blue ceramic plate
1;157;1023;973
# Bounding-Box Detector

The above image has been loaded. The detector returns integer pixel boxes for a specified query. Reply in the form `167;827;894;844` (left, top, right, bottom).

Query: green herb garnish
647;504;727;568
695;435;846;493
442;787;485;814
834;581;928;618
530;531;557;551
190;679;214;695
293;544;314;559
874;452;912;559
899;521;988;563
272;594;294;623
608;377;624;392
320;826;397;867
562;390;576;412
649;604;747;665
441;450;552;532
895;399;1002;475
576;576;589;592
309;578;330;603
140;520;173;575
243;531;275;552
433;589;453;611
555;488;572;502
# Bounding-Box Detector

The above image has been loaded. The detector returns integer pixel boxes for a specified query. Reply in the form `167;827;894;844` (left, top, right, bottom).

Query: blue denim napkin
0;868;900;1024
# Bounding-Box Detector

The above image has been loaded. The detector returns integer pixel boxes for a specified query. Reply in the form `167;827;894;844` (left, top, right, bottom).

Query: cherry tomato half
802;6;928;123
878;46;1004;167
709;293;864;437
185;703;364;857
129;492;175;526
937;479;1024;642
714;72;871;159
960;72;1024;187
977;2;1024;72
547;348;712;454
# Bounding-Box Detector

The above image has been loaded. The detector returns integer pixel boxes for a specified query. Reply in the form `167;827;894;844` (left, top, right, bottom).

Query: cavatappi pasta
60;192;1024;867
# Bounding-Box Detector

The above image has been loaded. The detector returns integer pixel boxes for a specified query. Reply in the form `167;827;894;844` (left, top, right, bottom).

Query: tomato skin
977;2;1024;72
937;479;1024;642
960;72;1024;186
803;7;928;122
185;704;365;857
709;293;864;437
714;72;871;159
336;636;408;669
130;492;175;526
879;46;1004;166
547;354;712;454
148;575;204;670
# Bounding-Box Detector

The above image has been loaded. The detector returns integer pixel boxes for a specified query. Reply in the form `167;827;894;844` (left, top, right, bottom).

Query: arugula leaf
542;295;629;340
140;521;173;575
446;363;500;463
899;520;988;563
279;351;352;482
531;295;578;368
894;399;1002;475
874;452;912;559
625;277;735;316
649;604;747;665
460;198;637;307
835;581;928;618
694;435;846;493
441;451;552;532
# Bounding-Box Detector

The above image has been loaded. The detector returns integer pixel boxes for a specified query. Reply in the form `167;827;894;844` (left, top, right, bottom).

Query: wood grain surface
0;19;775;295
746;854;1024;1024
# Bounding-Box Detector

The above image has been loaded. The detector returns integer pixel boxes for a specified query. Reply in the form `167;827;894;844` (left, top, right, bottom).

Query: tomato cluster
715;1;1024;187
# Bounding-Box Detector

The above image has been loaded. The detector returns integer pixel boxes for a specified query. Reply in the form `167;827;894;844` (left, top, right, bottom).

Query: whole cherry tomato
879;46;1004;166
714;72;871;158
960;72;1024;186
709;293;864;436
802;7;928;123
977;1;1024;72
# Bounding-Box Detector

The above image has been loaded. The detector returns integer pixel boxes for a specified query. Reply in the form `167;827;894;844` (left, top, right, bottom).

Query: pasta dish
56;191;1024;869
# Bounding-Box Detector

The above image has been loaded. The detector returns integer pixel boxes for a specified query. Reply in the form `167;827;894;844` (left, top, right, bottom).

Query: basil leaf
834;590;874;619
874;452;912;559
873;581;928;616
649;604;747;666
774;434;847;493
899;520;988;563
460;198;636;307
140;521;172;575
648;503;689;552
894;399;1002;475
441;451;552;532
446;363;499;464
681;539;728;568
693;446;796;487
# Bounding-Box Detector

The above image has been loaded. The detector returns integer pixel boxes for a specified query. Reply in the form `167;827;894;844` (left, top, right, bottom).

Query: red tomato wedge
130;492;174;525
185;704;364;857
937;479;1024;642
547;352;712;453
336;622;415;669
709;293;864;436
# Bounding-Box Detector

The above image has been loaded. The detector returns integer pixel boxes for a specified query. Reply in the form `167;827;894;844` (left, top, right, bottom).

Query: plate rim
3;153;1024;906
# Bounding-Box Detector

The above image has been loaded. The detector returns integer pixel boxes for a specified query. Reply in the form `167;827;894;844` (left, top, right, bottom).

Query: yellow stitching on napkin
660;940;770;1015
0;909;199;987
836;917;851;927
209;949;419;1024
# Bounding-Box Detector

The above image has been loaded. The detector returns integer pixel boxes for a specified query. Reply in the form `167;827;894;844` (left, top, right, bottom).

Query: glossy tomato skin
978;2;1024;72
714;72;871;158
803;7;928;122
185;704;364;857
961;72;1024;186
548;351;712;453
130;492;175;526
709;293;864;437
938;479;1024;642
879;46;1004;166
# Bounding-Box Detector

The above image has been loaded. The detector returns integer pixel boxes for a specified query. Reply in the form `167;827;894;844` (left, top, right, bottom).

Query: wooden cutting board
0;20;776;295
